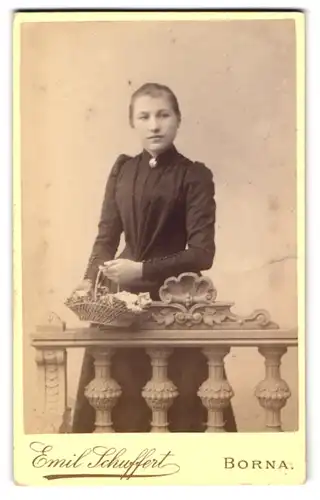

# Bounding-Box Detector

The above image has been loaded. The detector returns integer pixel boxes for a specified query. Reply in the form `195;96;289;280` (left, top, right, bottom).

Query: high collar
141;144;179;167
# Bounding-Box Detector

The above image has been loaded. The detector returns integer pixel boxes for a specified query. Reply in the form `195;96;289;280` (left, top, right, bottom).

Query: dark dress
72;145;237;433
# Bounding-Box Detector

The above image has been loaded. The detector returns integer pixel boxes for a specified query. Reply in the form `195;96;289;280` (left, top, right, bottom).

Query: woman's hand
102;259;143;285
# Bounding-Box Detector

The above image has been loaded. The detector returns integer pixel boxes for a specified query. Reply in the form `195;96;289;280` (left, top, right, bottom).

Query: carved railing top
149;273;279;330
159;273;218;305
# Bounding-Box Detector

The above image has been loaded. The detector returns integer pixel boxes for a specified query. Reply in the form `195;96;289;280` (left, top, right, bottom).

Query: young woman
72;83;237;433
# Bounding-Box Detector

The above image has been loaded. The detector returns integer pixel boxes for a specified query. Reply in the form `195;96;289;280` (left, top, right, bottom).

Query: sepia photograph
13;10;305;486
20;12;300;434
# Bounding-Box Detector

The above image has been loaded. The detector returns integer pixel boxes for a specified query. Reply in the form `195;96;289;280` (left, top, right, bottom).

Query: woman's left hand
102;259;143;285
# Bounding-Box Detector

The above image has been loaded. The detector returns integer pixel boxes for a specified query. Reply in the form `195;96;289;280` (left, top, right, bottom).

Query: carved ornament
144;273;278;329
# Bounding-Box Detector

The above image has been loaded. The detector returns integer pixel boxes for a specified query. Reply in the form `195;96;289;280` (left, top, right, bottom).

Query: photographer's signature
29;442;180;480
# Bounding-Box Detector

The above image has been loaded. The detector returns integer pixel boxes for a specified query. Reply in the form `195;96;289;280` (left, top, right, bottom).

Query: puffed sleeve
142;162;216;281
83;154;130;282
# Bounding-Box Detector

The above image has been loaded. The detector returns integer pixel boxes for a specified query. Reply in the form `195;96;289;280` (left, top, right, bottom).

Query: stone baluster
255;346;291;432
35;348;68;433
197;347;234;432
142;348;178;432
84;348;121;433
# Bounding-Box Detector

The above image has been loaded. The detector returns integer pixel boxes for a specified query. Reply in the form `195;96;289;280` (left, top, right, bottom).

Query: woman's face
131;93;180;155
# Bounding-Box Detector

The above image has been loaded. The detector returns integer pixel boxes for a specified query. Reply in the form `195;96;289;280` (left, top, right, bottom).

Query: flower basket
64;269;152;328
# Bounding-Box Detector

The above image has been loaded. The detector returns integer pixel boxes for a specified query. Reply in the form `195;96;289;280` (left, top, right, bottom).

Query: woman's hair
129;82;181;127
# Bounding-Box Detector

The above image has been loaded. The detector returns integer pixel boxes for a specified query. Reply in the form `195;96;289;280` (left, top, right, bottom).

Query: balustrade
31;273;298;434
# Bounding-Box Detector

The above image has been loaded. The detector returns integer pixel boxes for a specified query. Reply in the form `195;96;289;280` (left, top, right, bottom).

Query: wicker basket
64;269;151;328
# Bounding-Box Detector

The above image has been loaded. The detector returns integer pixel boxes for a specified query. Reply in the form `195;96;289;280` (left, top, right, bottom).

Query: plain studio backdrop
20;19;298;432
